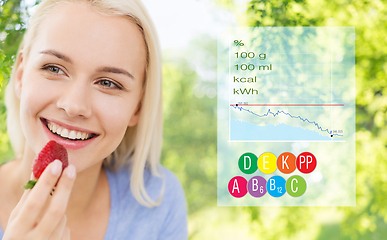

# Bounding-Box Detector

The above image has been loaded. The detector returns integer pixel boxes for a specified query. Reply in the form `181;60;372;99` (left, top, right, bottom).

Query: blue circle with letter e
266;176;286;197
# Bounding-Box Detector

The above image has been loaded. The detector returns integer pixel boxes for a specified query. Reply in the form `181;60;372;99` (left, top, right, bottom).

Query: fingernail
51;160;62;175
66;165;76;179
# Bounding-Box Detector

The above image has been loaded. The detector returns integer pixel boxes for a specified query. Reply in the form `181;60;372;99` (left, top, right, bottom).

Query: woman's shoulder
104;165;187;240
105;164;186;207
146;166;185;198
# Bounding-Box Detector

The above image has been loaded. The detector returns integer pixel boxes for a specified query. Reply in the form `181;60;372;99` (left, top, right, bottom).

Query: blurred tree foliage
214;0;387;239
161;43;217;214
1;0;387;239
0;0;28;163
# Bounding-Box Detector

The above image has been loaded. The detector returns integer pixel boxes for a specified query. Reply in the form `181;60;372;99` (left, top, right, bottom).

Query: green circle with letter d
238;152;258;174
286;175;307;197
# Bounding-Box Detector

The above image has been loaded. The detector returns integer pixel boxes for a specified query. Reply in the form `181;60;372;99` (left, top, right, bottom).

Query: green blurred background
1;0;387;239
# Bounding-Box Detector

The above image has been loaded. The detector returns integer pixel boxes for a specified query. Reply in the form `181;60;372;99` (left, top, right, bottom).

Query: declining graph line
231;106;343;137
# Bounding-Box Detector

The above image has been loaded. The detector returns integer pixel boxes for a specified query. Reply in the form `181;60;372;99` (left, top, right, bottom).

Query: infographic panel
217;27;355;206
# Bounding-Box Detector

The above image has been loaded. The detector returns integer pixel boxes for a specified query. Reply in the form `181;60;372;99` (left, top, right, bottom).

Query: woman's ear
128;102;141;127
14;52;25;99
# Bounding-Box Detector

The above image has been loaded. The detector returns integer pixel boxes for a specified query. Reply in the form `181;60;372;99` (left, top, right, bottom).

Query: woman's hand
3;160;76;240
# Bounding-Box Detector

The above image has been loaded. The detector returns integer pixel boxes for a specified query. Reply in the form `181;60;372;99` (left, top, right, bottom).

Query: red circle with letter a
296;152;317;174
228;176;248;198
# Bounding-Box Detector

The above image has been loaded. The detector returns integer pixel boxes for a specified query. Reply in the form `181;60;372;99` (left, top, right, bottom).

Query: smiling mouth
42;119;97;141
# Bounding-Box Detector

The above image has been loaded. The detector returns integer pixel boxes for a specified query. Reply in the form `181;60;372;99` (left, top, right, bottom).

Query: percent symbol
234;40;244;47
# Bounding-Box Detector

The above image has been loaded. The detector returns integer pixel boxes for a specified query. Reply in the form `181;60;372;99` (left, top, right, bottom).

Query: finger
9;187;32;219
4;191;33;237
62;227;71;240
48;215;67;240
37;165;76;235
18;160;63;229
10;172;35;218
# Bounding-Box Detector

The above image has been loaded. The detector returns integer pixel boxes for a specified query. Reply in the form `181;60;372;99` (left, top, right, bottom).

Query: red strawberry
23;140;68;189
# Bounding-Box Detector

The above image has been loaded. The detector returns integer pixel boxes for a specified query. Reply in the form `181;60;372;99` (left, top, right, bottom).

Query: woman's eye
49;66;61;73
97;79;121;89
42;65;65;75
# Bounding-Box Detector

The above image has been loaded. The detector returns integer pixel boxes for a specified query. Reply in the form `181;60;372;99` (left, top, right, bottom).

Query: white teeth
68;130;77;139
81;132;87;140
76;131;82;139
56;126;62;134
60;129;69;138
47;121;92;140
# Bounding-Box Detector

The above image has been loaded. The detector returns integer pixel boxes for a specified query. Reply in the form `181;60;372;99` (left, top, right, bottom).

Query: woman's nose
56;80;92;118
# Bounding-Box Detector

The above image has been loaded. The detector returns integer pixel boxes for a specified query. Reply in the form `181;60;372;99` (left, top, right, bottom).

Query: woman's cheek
22;72;60;104
94;95;133;135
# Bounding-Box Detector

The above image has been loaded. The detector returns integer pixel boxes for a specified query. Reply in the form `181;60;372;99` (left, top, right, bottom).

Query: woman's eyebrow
39;50;73;63
96;67;134;79
39;50;134;79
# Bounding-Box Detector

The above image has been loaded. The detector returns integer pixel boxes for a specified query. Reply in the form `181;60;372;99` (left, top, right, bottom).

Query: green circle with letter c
286;175;307;197
238;152;258;174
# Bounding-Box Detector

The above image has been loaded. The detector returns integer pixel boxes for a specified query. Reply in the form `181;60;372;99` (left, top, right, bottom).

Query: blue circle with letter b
266;176;286;197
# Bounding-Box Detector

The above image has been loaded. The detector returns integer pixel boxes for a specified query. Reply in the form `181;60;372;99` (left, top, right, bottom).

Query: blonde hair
5;0;164;207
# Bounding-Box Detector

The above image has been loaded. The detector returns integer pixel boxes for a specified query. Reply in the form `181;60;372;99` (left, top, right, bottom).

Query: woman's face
16;2;147;171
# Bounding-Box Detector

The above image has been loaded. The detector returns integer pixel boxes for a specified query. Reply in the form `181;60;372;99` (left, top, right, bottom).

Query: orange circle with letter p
277;152;296;174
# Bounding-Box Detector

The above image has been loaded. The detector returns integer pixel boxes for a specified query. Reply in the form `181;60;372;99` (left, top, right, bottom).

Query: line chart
231;105;344;139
